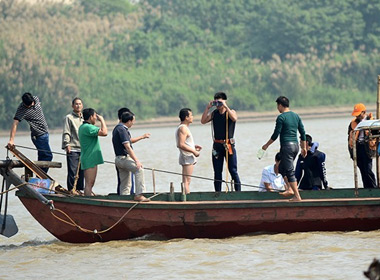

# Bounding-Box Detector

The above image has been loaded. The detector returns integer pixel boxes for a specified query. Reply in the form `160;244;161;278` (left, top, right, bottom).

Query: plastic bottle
257;148;266;160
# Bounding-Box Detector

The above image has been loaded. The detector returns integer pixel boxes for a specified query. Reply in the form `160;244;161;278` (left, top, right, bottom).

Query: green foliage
0;0;379;131
77;0;135;17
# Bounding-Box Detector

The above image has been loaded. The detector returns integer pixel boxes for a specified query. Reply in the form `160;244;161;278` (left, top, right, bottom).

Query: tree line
0;0;379;130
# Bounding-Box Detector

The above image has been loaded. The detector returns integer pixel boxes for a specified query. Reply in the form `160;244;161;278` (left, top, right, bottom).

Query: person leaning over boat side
258;152;286;192
7;92;53;173
261;96;307;201
295;134;329;191
114;107;150;195
78;108;108;196
348;103;376;189
201;92;241;192
61;97;84;193
112;111;149;202
176;108;202;194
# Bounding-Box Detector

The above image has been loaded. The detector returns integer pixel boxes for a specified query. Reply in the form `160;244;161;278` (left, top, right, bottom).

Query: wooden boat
13;186;380;243
1;120;380;243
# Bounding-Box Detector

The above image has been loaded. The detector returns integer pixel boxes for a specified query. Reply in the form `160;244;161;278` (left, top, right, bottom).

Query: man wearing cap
348;103;376;189
7;92;53;173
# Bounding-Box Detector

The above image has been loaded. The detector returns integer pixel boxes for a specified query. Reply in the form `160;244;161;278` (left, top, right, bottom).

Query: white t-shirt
258;164;285;192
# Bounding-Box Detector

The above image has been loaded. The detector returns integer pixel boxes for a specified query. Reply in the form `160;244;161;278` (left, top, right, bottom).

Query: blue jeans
31;133;53;173
212;143;241;191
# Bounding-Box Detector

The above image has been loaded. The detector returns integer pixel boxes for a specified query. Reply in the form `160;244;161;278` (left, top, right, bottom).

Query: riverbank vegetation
0;0;379;129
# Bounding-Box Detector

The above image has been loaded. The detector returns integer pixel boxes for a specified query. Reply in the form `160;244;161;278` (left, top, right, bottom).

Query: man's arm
220;100;237;122
261;169;273;192
131;133;150;144
298;119;307;157
262;139;274;151
317;152;329;189
177;126;200;157
201;101;213;124
124;142;142;169
97;115;108;136
7;119;19;148
262;116;282;150
62;116;72;152
295;156;302;183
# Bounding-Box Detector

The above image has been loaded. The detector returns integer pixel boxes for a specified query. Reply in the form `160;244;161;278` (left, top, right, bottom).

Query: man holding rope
7;92;53;173
62;97;84;193
201;92;241;192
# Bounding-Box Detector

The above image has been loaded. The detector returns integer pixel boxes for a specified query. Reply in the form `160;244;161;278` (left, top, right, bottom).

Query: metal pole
376;75;380;188
152;169;156;194
181;182;186;202
353;131;359;197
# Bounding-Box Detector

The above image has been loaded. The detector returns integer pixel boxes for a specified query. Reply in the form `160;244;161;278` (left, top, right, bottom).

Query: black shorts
279;142;299;182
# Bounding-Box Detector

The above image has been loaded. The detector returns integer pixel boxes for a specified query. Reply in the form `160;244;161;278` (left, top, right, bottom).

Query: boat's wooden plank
0;160;61;168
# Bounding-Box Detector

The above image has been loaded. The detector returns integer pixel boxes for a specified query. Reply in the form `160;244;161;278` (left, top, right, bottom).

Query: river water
0;116;379;279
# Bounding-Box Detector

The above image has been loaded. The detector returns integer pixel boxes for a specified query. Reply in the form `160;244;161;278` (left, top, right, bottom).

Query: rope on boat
14;145;262;190
49;192;164;235
0;182;27;195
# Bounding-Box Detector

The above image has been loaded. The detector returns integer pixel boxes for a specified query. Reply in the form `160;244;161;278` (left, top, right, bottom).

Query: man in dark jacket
295;134;329;190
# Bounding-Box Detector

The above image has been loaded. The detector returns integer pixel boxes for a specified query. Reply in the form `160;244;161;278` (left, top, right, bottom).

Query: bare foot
134;195;150;202
280;190;294;197
289;196;302;202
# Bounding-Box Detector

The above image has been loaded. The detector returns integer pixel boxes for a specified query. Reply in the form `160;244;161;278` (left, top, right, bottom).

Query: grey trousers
115;155;145;195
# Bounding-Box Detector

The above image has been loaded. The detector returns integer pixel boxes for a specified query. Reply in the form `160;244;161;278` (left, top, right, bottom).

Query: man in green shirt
79;108;108;196
262;96;307;201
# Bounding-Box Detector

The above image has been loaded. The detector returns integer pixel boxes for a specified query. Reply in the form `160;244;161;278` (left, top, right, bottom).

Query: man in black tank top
201;92;241;191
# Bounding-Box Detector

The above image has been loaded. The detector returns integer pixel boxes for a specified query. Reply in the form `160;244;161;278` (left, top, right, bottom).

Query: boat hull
18;190;380;243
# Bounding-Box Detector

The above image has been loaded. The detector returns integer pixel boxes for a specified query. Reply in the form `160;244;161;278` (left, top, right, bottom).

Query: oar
0;214;18;238
0;179;18;238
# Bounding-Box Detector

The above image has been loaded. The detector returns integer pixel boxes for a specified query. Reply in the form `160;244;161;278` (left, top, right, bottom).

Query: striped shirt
14;96;48;137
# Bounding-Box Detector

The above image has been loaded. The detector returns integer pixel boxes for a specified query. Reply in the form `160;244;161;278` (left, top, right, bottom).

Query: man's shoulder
113;123;128;134
262;165;273;174
314;149;326;157
178;124;189;133
64;112;76;120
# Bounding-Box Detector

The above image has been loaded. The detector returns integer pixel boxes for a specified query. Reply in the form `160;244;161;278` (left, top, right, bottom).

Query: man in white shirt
259;153;286;192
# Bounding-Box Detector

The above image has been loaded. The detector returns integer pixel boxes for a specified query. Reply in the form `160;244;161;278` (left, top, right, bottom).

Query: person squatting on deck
201;92;241;192
78;108;108;196
7;92;53;173
112;111;149;202
258;152;286;192
61;97;84;193
295;134;329;190
262;96;306;201
176;108;202;194
115;108;150;195
348;103;377;189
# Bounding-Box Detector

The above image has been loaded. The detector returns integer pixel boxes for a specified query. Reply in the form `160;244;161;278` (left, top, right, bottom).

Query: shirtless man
176;108;202;194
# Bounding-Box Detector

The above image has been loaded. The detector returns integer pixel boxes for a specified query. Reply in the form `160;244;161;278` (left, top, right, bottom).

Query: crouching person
112;111;149;202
